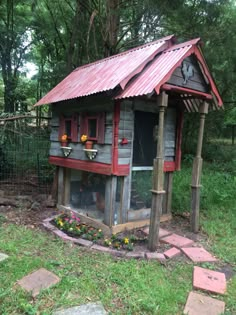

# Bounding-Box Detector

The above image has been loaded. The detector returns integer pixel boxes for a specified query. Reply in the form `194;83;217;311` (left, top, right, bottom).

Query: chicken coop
35;35;222;244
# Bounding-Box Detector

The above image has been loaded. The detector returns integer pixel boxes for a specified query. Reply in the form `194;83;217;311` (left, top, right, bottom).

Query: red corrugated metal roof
35;35;223;107
35;35;174;106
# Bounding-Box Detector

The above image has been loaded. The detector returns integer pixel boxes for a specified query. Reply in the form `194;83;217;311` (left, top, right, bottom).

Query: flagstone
164;247;181;259
142;227;172;238
161;233;194;248
0;253;9;262
18;268;60;297
184;291;225;315
52;302;107;315
193;266;226;295
181;247;218;262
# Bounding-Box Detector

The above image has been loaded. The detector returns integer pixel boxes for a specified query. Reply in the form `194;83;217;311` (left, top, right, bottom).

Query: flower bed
53;212;148;251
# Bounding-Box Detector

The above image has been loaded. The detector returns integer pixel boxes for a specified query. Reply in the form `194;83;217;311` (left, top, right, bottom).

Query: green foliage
225;106;236;126
54;213;104;242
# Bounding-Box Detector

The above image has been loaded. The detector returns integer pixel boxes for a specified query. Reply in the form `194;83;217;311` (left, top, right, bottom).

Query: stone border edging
42;216;165;261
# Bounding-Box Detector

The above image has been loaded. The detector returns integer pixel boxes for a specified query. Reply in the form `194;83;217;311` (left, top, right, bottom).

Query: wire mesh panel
0;119;54;196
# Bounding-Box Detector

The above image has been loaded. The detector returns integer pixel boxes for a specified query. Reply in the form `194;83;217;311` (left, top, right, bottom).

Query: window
88;117;98;140
65;119;72;139
80;112;105;144
59;114;78;142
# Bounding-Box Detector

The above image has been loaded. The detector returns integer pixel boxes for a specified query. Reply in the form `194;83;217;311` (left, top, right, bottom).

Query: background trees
0;0;236;136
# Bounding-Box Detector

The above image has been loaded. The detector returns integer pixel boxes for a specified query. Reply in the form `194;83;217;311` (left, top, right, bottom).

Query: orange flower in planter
61;134;68;147
81;134;88;143
61;134;68;142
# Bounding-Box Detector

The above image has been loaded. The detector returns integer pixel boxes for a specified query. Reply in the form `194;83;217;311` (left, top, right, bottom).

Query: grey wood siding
49;96;113;164
164;108;176;161
168;56;209;93
118;100;134;165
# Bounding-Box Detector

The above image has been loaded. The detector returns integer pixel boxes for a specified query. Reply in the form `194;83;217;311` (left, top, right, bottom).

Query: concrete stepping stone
182;247;218;263
161;233;194;248
164;247;181;259
18;268;60;297
0;253;9;262
142;227;172;238
193;266;227;295
184;291;225;315
52;302;107;315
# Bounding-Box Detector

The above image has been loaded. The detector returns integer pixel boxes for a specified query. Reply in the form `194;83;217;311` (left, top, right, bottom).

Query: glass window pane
65;120;71;137
88;119;97;138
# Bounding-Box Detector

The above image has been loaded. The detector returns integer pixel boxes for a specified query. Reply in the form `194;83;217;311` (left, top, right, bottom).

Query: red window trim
59;114;78;142
80;112;105;144
87;116;99;141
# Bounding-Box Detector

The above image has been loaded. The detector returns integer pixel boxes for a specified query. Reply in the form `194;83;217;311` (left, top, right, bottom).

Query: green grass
0;225;193;315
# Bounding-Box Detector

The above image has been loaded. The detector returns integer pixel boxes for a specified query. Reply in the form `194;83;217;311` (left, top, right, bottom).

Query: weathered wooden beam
104;176;117;227
165;172;173;214
112;214;171;234
148;92;168;251
64;168;71;206
58;167;64;205
191;101;208;233
119;175;131;223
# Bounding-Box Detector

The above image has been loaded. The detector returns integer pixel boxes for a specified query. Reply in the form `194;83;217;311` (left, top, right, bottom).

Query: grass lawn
0;161;235;314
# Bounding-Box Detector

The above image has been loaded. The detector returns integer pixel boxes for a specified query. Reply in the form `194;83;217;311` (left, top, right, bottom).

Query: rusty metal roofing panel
115;40;198;99
35;35;174;106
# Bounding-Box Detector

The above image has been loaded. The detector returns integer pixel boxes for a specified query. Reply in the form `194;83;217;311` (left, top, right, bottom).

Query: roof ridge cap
164;38;201;53
73;35;176;72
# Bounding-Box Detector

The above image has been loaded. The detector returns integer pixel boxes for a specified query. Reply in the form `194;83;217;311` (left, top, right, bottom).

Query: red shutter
71;113;78;142
97;112;105;144
58;115;65;141
80;113;87;140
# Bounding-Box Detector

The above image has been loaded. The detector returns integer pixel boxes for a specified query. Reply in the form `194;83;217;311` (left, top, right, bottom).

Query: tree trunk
104;0;120;57
3;77;17;113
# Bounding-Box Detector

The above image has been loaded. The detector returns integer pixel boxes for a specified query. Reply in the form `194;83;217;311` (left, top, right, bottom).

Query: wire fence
0;118;54;196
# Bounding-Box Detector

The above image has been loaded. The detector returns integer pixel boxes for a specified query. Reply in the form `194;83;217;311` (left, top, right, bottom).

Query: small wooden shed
35;35;222;250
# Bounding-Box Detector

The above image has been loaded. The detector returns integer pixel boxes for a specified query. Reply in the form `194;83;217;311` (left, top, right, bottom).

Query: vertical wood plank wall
50;96;114;164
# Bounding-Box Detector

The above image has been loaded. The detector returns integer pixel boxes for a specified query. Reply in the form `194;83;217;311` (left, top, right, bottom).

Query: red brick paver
193;266;227;295
164;247;181;259
142;227;172;238
145;252;166;261
161;233;194;248
18;268;60;297
184;291;225;315
182;247;218;262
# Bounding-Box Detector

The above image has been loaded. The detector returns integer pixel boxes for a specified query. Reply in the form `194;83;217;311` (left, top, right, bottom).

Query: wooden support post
165;172;173;214
104;176;117;227
58;167;64;205
191;102;208;233
119;175;131;223
148;92;168;251
64;168;71;206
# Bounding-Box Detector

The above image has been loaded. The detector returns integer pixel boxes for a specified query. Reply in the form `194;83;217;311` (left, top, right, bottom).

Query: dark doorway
133;111;158;166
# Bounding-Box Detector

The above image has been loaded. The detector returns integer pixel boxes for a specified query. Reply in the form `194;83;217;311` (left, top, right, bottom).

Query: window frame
80;112;105;144
59;114;78;142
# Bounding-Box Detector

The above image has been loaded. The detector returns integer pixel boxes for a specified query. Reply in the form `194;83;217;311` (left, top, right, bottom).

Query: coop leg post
58;167;64;205
166;172;173;214
64;168;71;206
191;102;208;233
148;92;168;251
119;175;131;223
105;176;117;227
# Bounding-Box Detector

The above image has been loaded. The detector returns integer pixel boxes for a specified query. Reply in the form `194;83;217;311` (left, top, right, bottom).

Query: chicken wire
0;120;54;196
